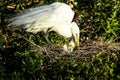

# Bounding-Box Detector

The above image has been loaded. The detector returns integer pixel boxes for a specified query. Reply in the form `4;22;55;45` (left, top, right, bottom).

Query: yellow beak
75;34;79;48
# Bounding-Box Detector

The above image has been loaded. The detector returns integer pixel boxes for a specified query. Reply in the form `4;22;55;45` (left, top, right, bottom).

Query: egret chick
63;39;75;52
8;2;80;48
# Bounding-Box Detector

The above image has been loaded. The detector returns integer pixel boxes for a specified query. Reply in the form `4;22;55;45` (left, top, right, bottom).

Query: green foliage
0;51;45;80
47;52;119;80
0;31;4;50
0;50;120;80
93;0;120;41
77;0;120;41
0;0;120;80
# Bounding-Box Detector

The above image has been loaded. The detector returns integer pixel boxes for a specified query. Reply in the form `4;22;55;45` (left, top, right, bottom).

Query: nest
28;40;120;68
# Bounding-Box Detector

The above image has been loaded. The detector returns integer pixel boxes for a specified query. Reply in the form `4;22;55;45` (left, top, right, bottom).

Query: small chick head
63;39;75;52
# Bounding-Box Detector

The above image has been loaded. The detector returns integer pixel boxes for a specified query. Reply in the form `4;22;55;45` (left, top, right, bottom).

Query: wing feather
8;2;74;33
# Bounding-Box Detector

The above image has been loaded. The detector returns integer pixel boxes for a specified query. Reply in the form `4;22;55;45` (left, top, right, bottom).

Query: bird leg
44;31;52;45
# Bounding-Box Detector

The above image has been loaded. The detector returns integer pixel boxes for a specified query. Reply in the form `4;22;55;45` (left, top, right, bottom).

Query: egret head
69;22;80;48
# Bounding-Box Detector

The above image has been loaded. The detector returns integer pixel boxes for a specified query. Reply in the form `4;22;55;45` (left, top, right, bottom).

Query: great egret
8;2;80;50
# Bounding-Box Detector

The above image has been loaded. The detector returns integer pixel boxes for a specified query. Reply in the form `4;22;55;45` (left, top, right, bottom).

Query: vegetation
0;0;120;80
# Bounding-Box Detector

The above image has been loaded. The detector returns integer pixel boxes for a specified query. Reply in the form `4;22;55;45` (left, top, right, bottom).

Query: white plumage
8;2;80;50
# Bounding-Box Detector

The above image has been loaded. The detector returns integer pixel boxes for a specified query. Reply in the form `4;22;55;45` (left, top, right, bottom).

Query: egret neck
69;22;80;48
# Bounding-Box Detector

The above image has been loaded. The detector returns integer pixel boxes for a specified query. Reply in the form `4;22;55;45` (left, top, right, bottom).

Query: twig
22;36;44;52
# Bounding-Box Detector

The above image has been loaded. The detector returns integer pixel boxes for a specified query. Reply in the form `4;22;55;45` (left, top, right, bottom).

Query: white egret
8;2;80;49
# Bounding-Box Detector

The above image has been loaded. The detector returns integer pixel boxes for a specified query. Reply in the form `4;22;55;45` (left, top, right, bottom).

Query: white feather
8;2;80;49
8;2;74;33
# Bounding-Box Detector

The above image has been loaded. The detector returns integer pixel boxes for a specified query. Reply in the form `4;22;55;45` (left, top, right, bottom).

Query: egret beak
75;34;79;49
